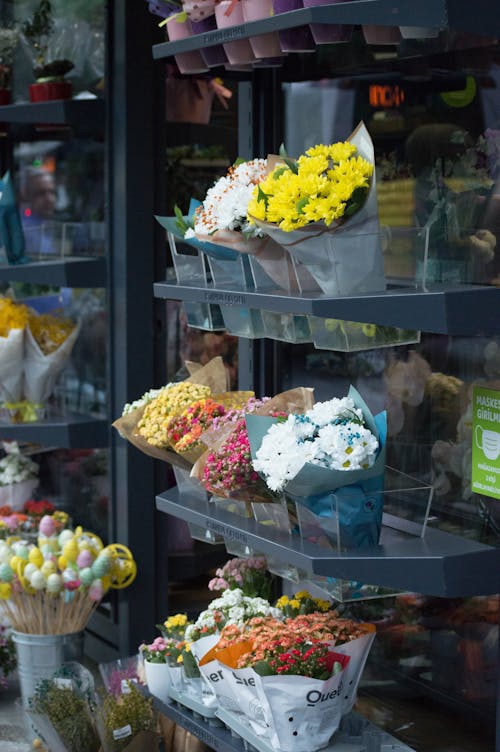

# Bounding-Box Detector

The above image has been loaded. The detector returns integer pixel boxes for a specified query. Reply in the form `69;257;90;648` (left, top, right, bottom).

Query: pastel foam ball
92;555;111;578
62;568;78;583
9;555;21;573
24;563;38;581
0;563;14;583
39;515;56;537
89;579;104;602
76;550;93;569
46;573;63;594
28;547;43;568
79;567;94;587
41;561;56;577
41;544;55;559
58;556;67;571
0;542;11;564
62;539;79;563
58;530;74;547
30;570;46;590
14;544;29;560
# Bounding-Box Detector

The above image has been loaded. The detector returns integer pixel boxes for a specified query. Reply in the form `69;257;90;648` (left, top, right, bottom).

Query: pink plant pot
302;0;352;44
166;15;208;74
215;1;256;65
362;24;402;45
241;0;284;59
272;0;315;53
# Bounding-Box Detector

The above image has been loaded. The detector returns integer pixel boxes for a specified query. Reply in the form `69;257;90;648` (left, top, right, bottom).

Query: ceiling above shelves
157;487;500;598
153;281;500;336
152;0;498;60
0;258;107;287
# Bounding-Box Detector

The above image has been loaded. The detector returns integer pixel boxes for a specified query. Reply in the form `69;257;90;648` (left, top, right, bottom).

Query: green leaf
173;204;192;234
233;157;245;167
257;185;269;207
252;660;274;677
278;143;288;158
272;165;288;180
283;157;299;175
296;196;309;214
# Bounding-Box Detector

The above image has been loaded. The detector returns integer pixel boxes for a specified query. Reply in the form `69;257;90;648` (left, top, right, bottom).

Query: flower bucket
215;1;257;65
308;317;420;352
272;0;315;52
29;81;72;102
0;478;39;511
12;630;83;708
302;0;352;45
191;16;229;66
241;0;284;59
144;660;171;703
166;16;208;75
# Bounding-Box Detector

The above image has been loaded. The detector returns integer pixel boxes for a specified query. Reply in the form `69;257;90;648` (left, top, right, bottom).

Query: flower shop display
208;556;273;600
272;0;316;53
96;681;158;752
139;614;191;701
200;611;376;749
247;386;387;550
302;0;353;45
0;446;39;510
28;671;100;752
241;0;284;60
215;1;256;66
164;13;208;75
112;356;229;465
191;387;314;502
99;655;144;699
0;298;80;421
22;0;74;102
247;123;386;296
0;27;19;104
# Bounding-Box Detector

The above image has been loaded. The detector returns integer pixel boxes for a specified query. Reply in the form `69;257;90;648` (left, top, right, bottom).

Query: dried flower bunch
99;682;156;752
30;679;100;752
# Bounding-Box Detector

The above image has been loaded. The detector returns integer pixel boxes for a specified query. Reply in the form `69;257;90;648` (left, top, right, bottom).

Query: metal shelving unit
153;281;500;337
156;487;500;598
152;0;500;59
0;98;105;136
0;415;108;449
0;257;107;287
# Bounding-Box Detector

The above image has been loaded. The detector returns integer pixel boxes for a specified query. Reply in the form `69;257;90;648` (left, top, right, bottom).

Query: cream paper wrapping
0;328;24;402
24;320;81;404
251;122;386;297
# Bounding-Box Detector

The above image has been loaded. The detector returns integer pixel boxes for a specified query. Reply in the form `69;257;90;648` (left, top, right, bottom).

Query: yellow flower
294;590;311;600
314;598;332;612
138;382;211;448
289;599;300;610
276;595;290;608
177;654;183;664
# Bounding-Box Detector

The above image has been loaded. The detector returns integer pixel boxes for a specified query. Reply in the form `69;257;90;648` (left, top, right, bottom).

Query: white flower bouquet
246;386;387;551
0;446;39;510
247;123;386;296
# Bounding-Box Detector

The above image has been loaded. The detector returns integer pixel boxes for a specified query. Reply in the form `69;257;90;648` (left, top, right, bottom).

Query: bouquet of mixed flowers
191;387;314;502
247;123;385;296
112;356;230;467
200;611;375;751
247;386;386;549
208;556;273;600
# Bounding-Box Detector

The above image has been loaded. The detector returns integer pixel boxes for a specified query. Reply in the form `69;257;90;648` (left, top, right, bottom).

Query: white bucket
12;630;84;707
144;660;171;703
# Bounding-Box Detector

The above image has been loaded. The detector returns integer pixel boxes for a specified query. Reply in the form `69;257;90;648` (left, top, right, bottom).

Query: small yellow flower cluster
137;382;211;447
164;613;188;631
248;141;373;232
0;298;29;337
276;590;332;614
28;312;75;355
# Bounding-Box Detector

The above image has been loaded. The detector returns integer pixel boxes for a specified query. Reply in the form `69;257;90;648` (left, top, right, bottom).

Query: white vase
144;660;171;703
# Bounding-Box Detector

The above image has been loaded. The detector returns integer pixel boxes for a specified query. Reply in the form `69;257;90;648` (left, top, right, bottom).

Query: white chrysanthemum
193;159;268;236
314;423;378;470
306;397;362;427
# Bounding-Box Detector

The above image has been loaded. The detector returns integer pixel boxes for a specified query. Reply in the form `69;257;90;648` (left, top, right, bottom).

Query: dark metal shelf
0;98;105;138
153;280;500;336
152;0;497;59
0;257;107;287
0;414;108;448
156;487;500;598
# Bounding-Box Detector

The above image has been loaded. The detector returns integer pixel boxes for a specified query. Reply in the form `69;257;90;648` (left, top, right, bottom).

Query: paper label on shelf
472;385;500;500
113;725;132;740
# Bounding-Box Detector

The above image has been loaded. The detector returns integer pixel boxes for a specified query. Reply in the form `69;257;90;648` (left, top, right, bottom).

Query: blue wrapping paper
246;386;387;549
155;198;239;261
0;172;26;264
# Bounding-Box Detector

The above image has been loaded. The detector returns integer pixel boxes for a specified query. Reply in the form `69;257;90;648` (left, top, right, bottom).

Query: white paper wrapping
252;123;386;296
327;631;376;714
0;328;24;402
24;320;81;404
189;633;220;708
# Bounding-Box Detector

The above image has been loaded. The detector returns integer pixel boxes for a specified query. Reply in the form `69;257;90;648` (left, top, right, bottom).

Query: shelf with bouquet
151;0;491;60
0;519;137;706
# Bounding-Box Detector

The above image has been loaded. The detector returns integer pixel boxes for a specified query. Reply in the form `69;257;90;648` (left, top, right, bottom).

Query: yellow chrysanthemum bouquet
247;122;386;296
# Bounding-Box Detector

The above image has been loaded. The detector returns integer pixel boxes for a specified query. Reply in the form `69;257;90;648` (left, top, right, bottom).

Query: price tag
113;725;132;740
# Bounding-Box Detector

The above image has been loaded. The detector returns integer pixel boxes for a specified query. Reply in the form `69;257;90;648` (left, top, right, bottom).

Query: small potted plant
0;27;19;105
22;0;74;102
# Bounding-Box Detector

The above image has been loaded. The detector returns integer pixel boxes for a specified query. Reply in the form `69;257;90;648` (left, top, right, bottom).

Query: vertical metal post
107;0;164;653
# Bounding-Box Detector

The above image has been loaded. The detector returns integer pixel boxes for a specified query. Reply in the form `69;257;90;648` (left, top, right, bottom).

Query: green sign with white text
472;385;500;500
